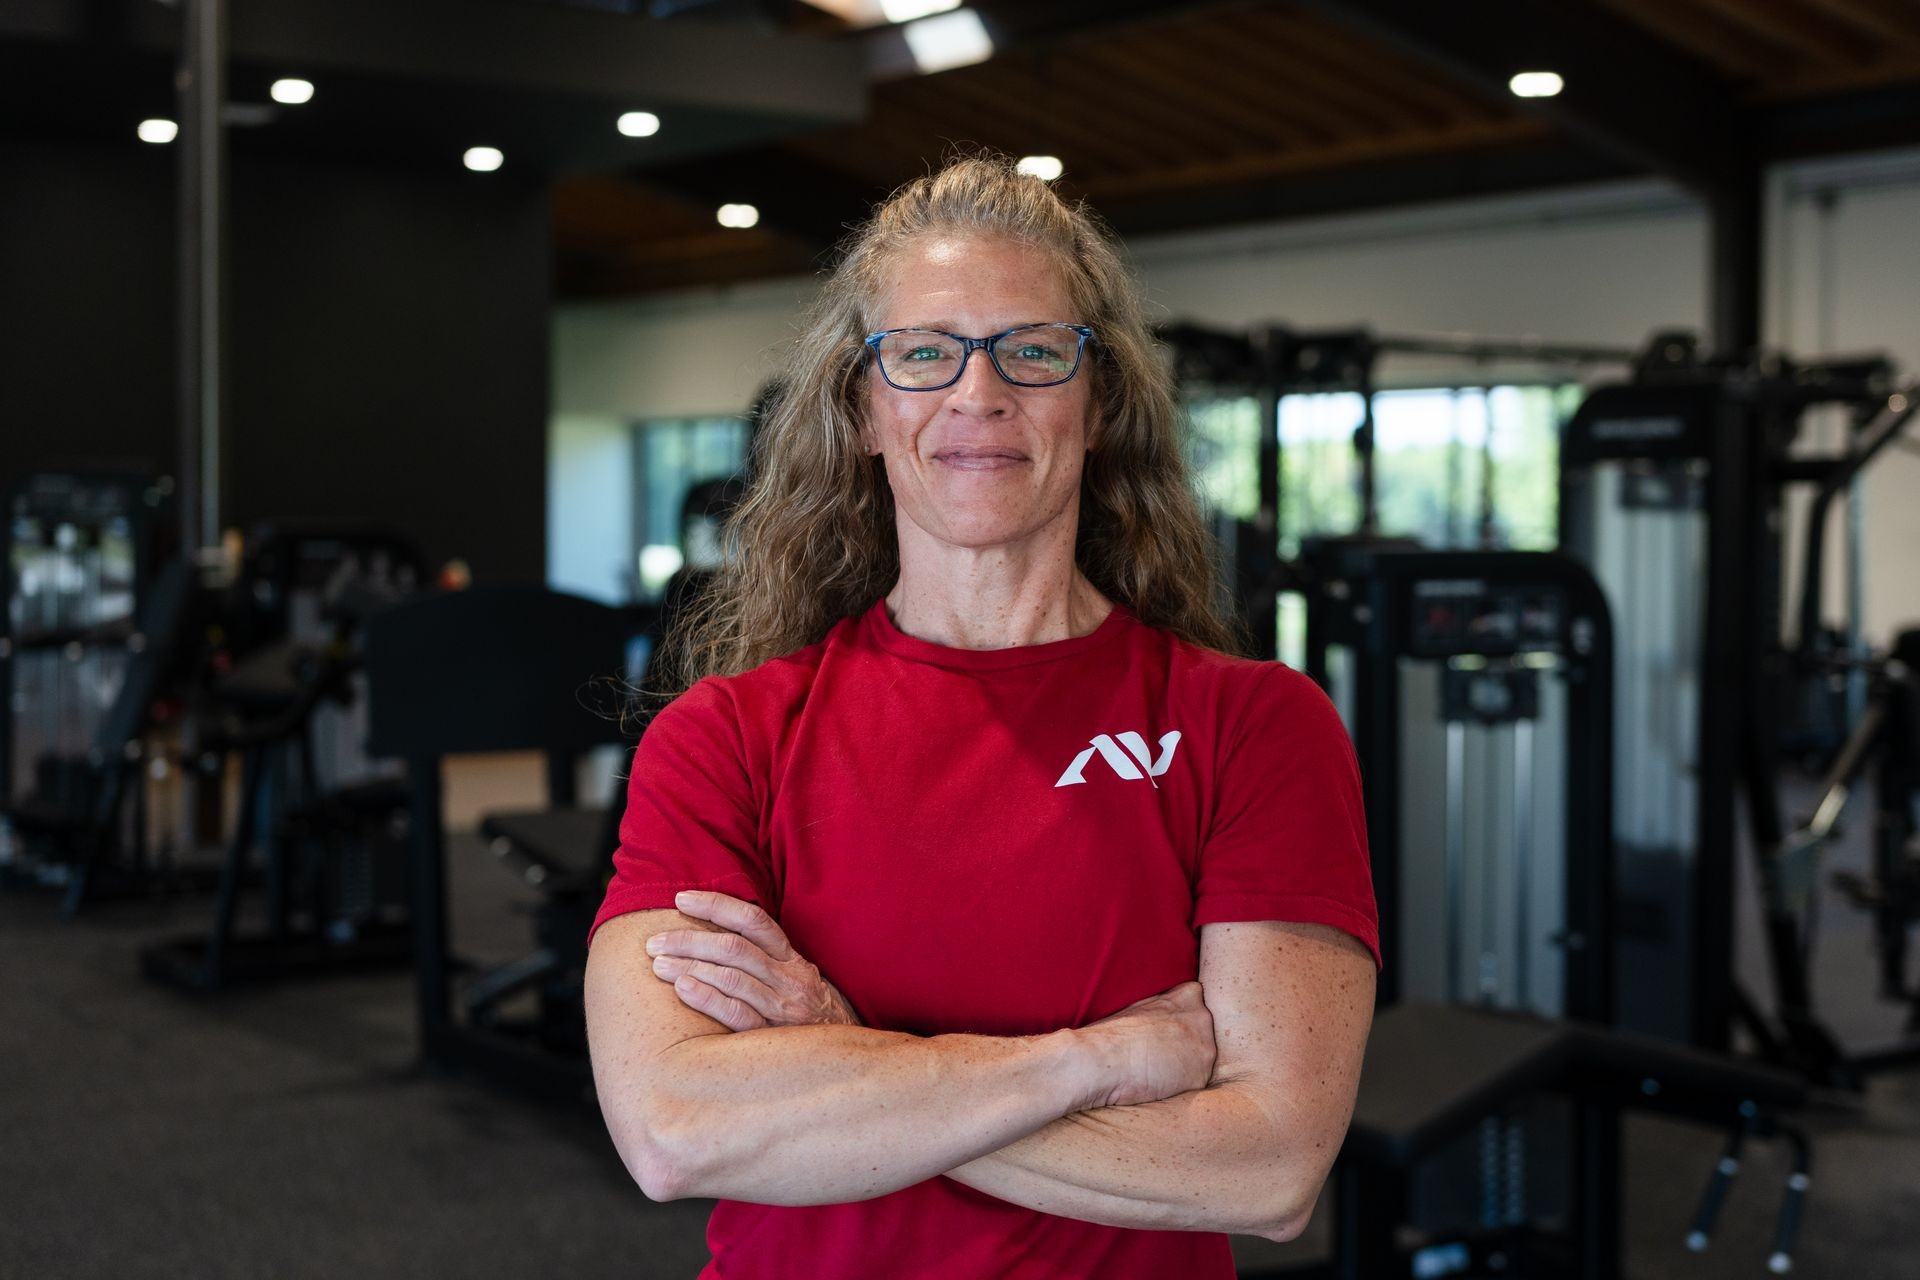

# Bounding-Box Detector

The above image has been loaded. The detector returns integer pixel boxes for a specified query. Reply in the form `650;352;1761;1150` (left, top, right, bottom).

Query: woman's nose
945;347;1015;415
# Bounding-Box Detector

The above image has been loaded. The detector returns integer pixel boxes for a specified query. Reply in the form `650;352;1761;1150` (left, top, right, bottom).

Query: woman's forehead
873;233;1074;327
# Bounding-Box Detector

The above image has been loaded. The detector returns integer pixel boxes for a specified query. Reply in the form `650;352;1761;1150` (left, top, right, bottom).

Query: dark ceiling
8;0;1920;298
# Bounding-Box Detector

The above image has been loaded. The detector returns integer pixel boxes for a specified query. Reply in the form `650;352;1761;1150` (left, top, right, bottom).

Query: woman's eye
1014;344;1057;361
904;346;946;361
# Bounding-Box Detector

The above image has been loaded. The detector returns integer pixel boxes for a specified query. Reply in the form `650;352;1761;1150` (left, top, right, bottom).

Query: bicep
1198;920;1375;1161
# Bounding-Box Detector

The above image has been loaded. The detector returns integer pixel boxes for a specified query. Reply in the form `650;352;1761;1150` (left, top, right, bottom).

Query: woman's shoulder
1140;624;1334;728
660;615;855;732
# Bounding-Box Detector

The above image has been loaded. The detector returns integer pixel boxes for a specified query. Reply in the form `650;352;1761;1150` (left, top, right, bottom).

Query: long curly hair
665;154;1242;689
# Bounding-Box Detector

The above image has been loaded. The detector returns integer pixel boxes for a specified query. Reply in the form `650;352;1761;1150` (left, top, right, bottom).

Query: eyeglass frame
862;323;1096;392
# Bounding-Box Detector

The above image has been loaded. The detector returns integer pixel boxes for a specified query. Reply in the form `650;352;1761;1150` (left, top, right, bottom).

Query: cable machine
1560;343;1920;1083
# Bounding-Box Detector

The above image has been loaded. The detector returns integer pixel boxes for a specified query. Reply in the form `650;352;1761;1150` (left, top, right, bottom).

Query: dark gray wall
0;138;551;583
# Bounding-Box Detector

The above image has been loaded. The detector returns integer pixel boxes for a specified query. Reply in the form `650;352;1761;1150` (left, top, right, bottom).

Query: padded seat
1350;1003;1805;1169
479;807;611;892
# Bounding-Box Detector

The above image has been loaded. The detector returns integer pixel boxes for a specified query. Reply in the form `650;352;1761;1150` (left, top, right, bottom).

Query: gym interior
4;2;1920;1277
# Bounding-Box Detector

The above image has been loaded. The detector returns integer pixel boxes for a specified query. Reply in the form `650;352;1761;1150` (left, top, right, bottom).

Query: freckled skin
863;235;1111;652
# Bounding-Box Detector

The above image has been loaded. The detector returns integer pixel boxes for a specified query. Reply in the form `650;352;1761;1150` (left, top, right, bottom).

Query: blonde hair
665;154;1243;688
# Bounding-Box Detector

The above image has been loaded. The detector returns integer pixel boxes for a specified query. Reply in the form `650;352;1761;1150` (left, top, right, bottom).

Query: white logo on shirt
1054;731;1182;789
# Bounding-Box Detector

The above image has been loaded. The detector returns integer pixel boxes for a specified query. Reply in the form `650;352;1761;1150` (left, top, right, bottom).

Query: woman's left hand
644;889;862;1032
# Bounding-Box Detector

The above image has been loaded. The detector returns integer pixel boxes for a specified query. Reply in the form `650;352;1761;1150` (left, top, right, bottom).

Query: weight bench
1278;1002;1809;1280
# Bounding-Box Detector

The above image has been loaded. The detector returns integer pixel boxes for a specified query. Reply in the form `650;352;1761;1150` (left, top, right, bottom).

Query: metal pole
1445;717;1466;1002
178;0;227;558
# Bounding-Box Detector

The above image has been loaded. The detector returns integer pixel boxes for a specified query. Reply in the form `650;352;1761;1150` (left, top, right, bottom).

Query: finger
672;973;768;1032
647;929;780;986
655;955;784;1021
674;890;795;961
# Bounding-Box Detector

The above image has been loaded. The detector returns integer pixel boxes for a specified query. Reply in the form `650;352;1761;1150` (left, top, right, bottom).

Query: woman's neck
885;534;1112;651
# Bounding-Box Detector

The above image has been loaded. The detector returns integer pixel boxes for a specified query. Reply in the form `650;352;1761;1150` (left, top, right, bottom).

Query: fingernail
651;956;673;973
645;936;664;954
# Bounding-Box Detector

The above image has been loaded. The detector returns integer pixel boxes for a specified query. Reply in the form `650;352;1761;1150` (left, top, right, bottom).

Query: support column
1707;166;1764;364
178;0;227;558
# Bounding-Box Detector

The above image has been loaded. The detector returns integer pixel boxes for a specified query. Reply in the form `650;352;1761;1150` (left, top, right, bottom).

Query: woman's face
862;234;1098;558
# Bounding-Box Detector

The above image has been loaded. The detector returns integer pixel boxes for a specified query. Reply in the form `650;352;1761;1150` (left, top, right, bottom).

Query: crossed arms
583;892;1374;1242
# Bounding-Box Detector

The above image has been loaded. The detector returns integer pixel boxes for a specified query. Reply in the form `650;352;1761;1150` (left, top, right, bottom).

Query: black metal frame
1559;364;1912;1081
363;585;640;1102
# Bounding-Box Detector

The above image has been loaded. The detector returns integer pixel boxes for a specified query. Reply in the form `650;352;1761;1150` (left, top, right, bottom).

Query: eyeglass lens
874;325;1082;389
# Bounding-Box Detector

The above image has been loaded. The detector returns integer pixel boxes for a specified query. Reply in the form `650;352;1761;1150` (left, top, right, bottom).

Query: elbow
1247;1174;1323;1244
632;1143;694;1203
606;1092;707;1202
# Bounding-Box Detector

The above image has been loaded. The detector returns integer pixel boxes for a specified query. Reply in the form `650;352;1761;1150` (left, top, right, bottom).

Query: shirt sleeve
1192;662;1381;968
587;676;772;945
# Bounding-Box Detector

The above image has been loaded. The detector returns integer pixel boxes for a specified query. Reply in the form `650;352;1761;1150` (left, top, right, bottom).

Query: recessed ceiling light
137;118;178;144
878;0;959;21
1508;71;1564;99
269;78;314;105
618;111;661;138
1016;155;1063;182
716;203;760;229
901;9;994;74
464;146;505;172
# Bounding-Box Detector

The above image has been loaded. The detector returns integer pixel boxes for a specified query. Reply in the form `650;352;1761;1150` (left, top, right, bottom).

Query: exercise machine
1561;346;1919;1082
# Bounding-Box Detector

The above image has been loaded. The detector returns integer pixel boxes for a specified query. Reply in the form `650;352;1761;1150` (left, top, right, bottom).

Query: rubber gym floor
3;777;1917;1279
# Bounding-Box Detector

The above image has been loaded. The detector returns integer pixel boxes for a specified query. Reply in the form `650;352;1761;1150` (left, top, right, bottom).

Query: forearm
945;1082;1312;1240
604;1023;1086;1206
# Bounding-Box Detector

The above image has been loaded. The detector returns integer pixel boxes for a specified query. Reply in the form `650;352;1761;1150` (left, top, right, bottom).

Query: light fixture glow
1508;71;1564;99
618;111;661;138
463;146;505;172
901;9;994;74
137;118;178;145
269;78;314;105
1016;154;1063;182
879;0;960;22
716;203;761;230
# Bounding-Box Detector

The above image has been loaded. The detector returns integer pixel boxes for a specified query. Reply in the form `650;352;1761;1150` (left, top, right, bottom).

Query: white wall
554;276;818;420
551;151;1920;643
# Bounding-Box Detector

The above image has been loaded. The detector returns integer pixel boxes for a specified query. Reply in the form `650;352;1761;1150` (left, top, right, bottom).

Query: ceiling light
1016;155;1063;182
269;78;314;105
716;203;760;229
902;8;993;74
879;0;959;21
1508;71;1564;99
464;146;505;172
137;118;178;144
618;111;661;138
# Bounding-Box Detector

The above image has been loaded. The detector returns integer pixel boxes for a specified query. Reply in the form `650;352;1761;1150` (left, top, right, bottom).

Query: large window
1185;381;1582;662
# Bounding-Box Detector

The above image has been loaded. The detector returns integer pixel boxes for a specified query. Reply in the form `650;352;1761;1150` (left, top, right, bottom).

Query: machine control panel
1407;579;1566;657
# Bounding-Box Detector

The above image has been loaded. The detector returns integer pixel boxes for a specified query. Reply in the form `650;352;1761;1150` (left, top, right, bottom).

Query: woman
583;156;1378;1279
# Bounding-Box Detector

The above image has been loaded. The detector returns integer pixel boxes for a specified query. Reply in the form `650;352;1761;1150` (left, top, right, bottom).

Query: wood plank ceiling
554;0;1920;298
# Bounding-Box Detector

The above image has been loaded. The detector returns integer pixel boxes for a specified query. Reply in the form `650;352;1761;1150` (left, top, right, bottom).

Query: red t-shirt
591;599;1378;1279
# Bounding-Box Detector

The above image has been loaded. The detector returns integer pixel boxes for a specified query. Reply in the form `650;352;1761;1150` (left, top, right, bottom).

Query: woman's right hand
1066;981;1218;1111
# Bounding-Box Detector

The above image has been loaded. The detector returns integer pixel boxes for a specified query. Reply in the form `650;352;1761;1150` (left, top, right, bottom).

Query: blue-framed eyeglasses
863;323;1095;392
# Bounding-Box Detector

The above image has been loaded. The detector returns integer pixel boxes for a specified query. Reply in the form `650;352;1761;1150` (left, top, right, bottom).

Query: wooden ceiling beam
1064;40;1333;157
1294;0;1748;194
1261;10;1510;127
1169;17;1416;139
939;57;1227;172
1687;0;1882;68
1108;36;1343;148
1602;0;1799;80
1794;0;1920;46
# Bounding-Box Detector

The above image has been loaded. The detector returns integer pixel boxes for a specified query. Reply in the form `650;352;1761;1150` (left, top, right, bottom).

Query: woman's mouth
932;447;1029;471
